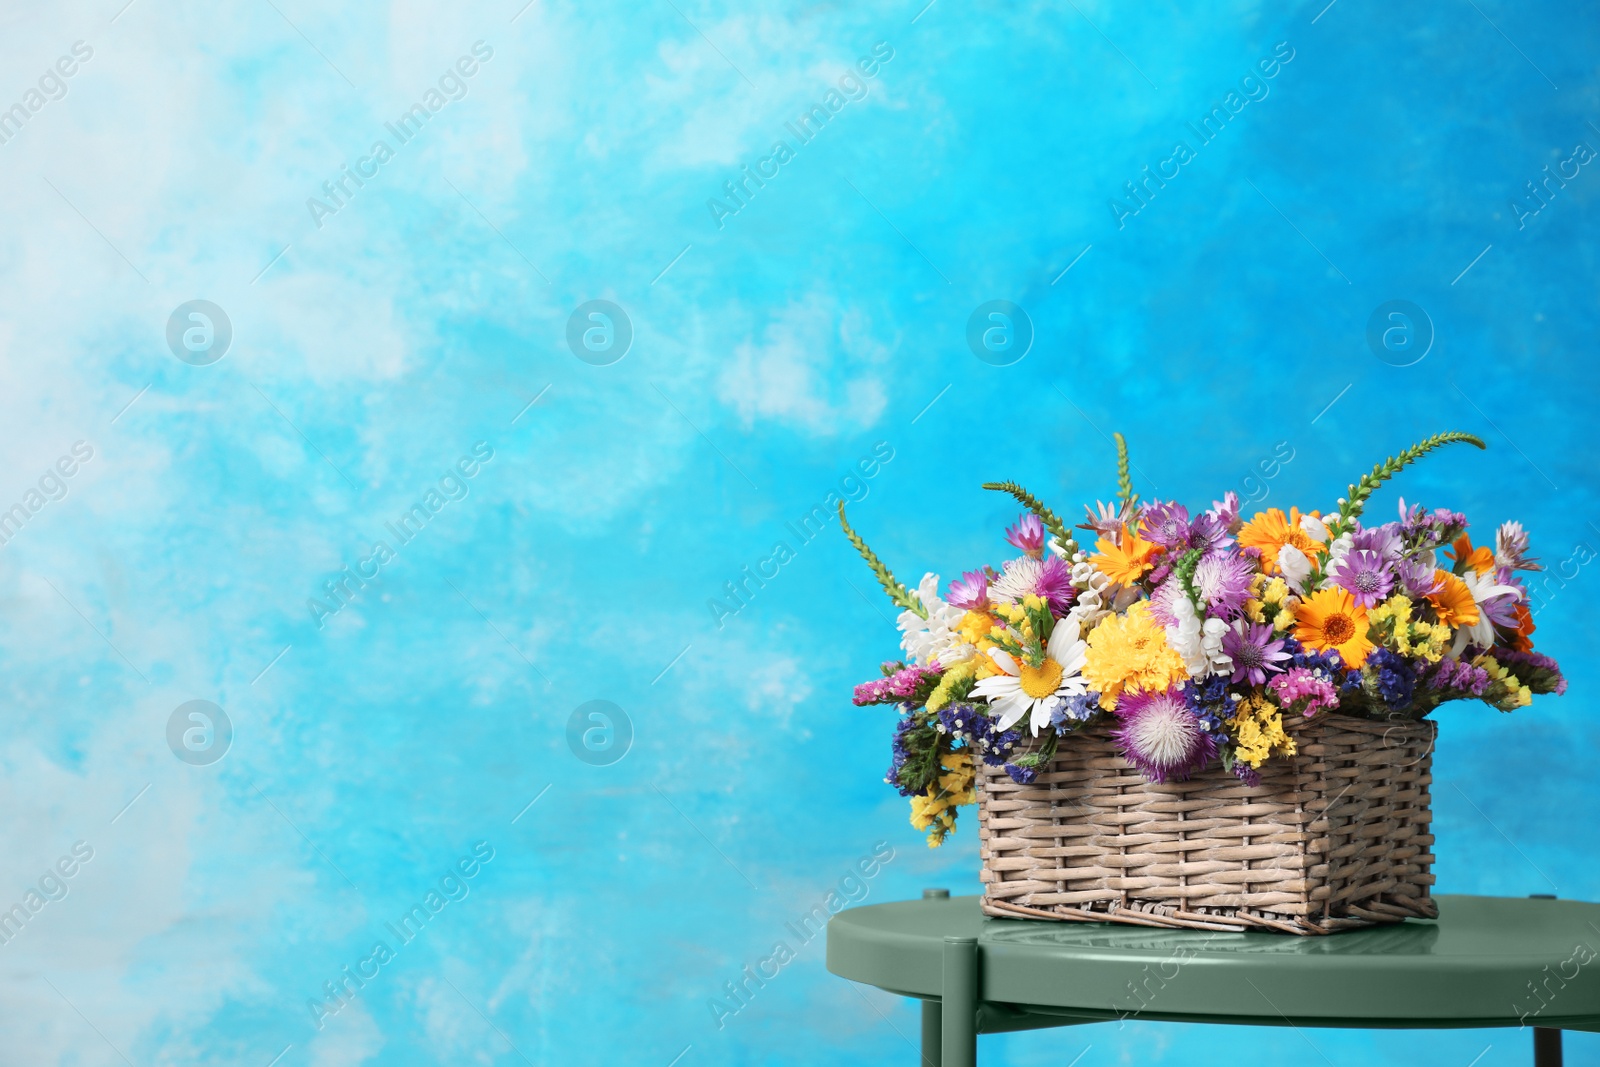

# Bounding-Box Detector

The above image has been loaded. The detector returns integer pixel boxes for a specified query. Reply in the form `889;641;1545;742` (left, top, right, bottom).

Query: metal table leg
921;999;942;1067
920;889;949;1067
942;936;978;1067
1529;896;1563;1067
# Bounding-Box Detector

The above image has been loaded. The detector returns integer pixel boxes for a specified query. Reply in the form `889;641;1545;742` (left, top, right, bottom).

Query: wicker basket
975;713;1437;935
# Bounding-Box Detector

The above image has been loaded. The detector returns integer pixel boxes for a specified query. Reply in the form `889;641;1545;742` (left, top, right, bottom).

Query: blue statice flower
1365;647;1417;712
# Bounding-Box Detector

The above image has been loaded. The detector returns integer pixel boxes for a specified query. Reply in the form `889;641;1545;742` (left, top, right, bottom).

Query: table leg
1529;896;1563;1067
921;999;942;1067
1533;1027;1562;1067
941;936;978;1067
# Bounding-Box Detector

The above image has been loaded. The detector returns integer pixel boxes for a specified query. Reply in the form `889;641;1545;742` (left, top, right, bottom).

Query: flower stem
838;501;926;618
1326;431;1487;541
980;481;1079;555
1114;432;1138;509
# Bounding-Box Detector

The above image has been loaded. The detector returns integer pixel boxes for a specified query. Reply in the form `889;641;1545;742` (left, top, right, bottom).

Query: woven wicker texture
975;713;1437;935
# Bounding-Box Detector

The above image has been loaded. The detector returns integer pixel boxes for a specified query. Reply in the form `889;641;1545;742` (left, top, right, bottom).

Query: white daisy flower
971;617;1089;736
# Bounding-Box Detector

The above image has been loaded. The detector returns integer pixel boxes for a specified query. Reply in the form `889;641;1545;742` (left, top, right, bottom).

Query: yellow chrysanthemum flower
1081;602;1188;711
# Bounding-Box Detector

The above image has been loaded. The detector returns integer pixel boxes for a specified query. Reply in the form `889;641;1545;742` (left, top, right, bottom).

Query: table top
827;895;1600;1031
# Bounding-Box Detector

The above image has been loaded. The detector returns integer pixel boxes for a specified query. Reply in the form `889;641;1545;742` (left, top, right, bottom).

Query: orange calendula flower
1237;507;1326;575
1427;569;1480;629
1091;526;1162;585
1513;601;1536;652
1445;534;1495;576
1293;587;1375;668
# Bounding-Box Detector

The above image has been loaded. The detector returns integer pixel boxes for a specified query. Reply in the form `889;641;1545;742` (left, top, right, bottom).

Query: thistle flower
1195;550;1255;618
989;555;1075;614
1111;687;1219;783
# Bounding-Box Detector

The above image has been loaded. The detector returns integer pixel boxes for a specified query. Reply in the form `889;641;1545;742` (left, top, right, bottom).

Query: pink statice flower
1267;666;1341;717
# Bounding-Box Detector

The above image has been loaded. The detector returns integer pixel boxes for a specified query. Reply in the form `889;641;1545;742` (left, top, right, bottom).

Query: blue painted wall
0;0;1594;1062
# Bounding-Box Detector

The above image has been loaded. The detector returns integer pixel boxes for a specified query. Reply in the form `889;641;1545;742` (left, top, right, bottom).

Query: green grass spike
1113;432;1138;508
1325;431;1487;540
980;481;1078;555
838;501;926;619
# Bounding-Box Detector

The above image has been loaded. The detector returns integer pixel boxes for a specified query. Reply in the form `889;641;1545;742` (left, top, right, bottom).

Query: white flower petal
986;647;1020;676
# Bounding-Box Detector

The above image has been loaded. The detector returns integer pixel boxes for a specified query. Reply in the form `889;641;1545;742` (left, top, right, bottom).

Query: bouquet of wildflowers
845;432;1565;847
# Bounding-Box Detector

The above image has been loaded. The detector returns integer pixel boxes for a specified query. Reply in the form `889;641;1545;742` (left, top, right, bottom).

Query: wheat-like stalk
838;501;925;618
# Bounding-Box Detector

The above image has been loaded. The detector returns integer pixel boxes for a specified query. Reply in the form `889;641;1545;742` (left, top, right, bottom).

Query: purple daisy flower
1111;687;1219;784
1143;501;1191;550
1351;521;1403;561
1397;556;1442;598
1333;549;1394;608
946;569;989;611
1005;513;1045;559
1221;621;1291;685
1187;512;1233;554
1194;551;1255;618
1208;491;1241;533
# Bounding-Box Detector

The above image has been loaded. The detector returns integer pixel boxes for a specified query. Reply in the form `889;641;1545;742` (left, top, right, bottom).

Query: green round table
826;892;1600;1066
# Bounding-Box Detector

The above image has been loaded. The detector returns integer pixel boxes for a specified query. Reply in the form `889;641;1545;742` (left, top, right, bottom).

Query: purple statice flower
1050;691;1103;730
1194;550;1255;618
1222;622;1291;685
1397;556;1443;598
1111;687;1219;784
1143;501;1192;551
1363;648;1416;712
1181;676;1238;736
946;569;990;611
1208;491;1242;534
1267;666;1342;717
854;664;941;706
1420;657;1490;698
1332;549;1395;608
1489;648;1567;696
1004;762;1039;784
940;702;1024;766
1398;498;1468;548
1495;521;1542;572
1233;761;1262;787
1351;521;1403;561
1006;513;1045;559
885;713;921;795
